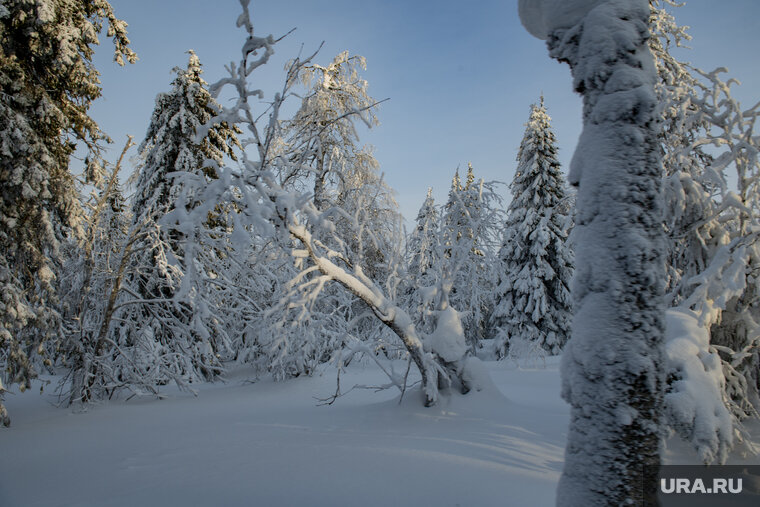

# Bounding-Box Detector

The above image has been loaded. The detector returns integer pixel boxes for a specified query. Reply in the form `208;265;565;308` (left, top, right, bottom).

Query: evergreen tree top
465;163;475;188
450;168;461;192
132;50;241;221
509;97;564;211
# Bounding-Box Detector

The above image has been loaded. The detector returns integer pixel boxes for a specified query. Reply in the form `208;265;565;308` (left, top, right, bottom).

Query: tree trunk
541;1;667;504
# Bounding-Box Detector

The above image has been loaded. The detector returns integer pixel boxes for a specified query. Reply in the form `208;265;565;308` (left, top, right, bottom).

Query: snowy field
1;358;757;507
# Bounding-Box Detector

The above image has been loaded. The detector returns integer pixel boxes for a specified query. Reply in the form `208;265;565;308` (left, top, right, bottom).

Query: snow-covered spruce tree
404;188;441;336
441;164;500;349
133;50;240;223
491;97;572;358
125;50;241;384
408;188;439;281
0;0;135;425
520;0;666;504
175;0;479;407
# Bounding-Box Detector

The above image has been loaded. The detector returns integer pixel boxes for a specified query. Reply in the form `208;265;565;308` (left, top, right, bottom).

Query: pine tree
0;0;135;425
491;98;572;357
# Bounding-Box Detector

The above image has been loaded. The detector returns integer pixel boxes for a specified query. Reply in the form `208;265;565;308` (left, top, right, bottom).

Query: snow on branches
492;98;572;358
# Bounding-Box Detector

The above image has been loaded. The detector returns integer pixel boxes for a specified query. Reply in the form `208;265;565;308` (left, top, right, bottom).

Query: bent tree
173;0;478;407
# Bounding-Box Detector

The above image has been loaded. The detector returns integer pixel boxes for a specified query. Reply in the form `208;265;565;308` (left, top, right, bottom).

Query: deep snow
0;358;756;506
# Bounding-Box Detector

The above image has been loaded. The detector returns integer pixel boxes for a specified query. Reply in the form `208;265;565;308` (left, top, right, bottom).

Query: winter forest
1;0;759;505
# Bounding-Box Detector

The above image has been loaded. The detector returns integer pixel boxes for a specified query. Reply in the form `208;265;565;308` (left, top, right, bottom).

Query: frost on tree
521;0;666;504
491;97;572;358
441;165;499;349
124;50;241;385
650;0;759;459
0;0;135;426
405;188;441;336
174;0;480;407
259;50;404;379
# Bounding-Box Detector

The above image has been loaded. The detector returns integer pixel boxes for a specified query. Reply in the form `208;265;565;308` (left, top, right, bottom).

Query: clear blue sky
90;0;760;223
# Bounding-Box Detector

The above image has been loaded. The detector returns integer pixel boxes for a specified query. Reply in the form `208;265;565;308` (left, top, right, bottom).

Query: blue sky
91;0;760;223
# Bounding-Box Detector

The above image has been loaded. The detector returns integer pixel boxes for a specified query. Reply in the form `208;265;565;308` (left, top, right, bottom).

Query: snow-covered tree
649;0;759;461
172;0;480;407
122;50;242;384
252;50;403;379
521;0;666;503
408;188;439;280
650;0;723;306
58;136;218;405
133;50;240;224
57;139;133;405
404;188;441;335
441;165;500;349
491;97;572;358
281;50;380;208
0;0;136;425
677;65;760;450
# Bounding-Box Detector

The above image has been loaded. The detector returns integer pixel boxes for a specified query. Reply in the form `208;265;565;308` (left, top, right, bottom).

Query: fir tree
133;50;240;223
405;188;441;335
408;188;439;281
491;97;572;357
125;50;241;384
0;0;135;425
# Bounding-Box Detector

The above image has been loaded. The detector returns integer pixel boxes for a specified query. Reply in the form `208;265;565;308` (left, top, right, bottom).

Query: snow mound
426;306;467;363
664;308;733;464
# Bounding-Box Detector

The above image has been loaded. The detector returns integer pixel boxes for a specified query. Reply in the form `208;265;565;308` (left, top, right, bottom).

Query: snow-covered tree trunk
521;0;666;504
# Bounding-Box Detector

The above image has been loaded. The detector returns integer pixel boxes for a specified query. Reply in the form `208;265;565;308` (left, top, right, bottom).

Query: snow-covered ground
1;358;756;506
